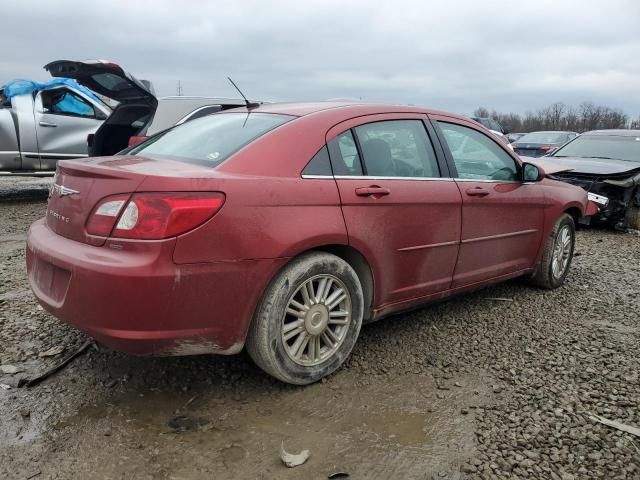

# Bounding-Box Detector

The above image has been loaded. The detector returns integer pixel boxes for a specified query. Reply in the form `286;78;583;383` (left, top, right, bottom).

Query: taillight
539;146;556;152
86;194;131;236
128;135;147;147
93;192;225;240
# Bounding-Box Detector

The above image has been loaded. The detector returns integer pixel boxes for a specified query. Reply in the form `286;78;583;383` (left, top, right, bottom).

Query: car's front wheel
530;213;575;289
246;252;364;385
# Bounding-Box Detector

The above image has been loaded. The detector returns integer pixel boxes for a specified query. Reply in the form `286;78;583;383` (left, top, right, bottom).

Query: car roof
583;129;640;136
228;101;466;121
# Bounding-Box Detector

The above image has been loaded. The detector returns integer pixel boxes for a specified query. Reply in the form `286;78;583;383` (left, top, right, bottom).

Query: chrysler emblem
50;183;80;198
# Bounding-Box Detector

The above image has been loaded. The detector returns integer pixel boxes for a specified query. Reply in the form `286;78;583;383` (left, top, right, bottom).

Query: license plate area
29;256;71;307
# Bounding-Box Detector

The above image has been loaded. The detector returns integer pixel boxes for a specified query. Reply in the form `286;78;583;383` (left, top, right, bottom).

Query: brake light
86;194;131;236
539;146;556;152
128;135;147;147
111;192;225;239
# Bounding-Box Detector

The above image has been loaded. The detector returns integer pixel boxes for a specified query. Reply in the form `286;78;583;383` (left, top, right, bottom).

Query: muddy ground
0;186;638;479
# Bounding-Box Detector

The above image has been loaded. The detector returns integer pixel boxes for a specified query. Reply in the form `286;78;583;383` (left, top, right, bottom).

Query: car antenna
227;77;260;109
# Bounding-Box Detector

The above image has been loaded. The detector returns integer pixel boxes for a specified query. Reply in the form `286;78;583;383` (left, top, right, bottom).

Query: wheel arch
311;244;375;322
564;205;582;225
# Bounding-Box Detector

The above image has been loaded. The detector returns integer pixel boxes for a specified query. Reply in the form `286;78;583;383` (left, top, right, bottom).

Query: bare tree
473;101;630;133
473;107;490;118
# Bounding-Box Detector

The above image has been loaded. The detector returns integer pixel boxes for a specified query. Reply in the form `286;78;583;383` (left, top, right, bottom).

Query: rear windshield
552;134;640;162
518;132;569;144
128;112;293;166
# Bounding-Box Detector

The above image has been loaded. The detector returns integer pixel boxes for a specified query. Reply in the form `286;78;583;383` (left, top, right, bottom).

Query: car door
34;88;105;169
327;114;462;310
430;115;545;288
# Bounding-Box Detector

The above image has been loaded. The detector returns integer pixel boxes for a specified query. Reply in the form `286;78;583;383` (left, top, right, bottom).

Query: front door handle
465;187;489;197
355;186;391;197
39;121;57;127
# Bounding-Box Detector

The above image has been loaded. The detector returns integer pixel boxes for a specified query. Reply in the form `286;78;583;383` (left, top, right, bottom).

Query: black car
535;130;640;230
513;131;578;157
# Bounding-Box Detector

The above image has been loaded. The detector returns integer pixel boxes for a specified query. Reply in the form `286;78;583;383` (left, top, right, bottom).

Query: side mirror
502;127;510;135
523;162;544;182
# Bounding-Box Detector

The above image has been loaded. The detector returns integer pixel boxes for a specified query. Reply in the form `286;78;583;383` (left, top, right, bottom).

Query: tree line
473;102;640;133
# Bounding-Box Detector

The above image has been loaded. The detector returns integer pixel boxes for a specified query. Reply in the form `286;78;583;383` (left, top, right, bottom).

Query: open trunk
45;60;158;157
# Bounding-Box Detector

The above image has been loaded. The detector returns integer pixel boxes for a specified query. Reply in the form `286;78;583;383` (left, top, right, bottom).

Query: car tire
246;252;364;385
529;213;575;289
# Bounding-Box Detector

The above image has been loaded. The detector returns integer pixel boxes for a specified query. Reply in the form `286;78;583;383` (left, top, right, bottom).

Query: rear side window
328;130;363;176
354;120;440;177
129;112;293;166
302;146;332;176
438;122;518;181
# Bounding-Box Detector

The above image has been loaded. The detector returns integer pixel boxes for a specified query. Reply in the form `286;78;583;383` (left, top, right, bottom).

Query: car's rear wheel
246;252;364;385
530;213;575;289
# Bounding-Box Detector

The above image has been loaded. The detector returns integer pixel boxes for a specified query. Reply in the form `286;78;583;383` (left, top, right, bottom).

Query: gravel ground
0;197;638;480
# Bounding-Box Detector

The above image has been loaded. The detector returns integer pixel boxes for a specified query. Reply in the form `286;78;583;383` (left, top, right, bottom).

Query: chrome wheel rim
282;274;352;366
551;225;572;279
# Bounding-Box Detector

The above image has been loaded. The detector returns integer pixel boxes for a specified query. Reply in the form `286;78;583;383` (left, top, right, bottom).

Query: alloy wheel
551;225;572;279
281;274;352;366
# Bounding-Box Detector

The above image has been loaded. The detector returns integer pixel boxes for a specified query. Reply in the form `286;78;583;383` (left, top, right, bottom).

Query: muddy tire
246;252;364;385
529;213;575;289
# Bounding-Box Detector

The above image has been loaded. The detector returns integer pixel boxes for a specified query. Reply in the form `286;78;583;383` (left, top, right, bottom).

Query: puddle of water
30;371;490;479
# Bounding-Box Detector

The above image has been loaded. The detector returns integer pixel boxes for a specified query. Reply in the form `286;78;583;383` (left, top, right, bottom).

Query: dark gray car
513;131;578;157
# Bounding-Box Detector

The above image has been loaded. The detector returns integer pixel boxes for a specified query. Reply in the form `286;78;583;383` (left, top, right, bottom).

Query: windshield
518;132;569;144
552;134;640;162
129;112;293;166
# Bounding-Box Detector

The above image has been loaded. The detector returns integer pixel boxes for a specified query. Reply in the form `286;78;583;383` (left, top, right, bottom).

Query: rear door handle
39;121;57;127
355;186;391;197
465;187;489;197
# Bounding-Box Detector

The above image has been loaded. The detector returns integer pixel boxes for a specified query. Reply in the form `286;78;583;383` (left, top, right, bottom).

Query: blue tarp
2;78;100;104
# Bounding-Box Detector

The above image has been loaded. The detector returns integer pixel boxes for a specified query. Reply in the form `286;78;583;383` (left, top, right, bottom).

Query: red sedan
27;102;590;384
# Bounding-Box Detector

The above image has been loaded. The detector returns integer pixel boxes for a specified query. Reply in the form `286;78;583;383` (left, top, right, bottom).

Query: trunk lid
46;156;223;246
44;59;157;107
47;158;147;246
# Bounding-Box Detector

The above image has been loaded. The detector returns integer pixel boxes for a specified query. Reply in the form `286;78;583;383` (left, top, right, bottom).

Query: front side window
439;122;518;181
129;112;292;166
354;120;440;178
41;89;96;118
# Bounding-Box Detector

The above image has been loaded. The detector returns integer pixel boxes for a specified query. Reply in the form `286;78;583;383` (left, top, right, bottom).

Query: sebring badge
50;183;80;198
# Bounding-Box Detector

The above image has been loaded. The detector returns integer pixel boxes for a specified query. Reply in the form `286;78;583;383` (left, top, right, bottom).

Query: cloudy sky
2;0;639;118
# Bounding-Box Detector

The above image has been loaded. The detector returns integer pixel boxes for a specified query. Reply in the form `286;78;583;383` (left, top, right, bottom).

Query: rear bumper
26;219;286;355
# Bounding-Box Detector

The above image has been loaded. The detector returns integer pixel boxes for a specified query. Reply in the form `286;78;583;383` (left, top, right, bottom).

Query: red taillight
87;192;225;239
111;192;225;239
539;146;555;152
86;194;131;236
128;135;147;147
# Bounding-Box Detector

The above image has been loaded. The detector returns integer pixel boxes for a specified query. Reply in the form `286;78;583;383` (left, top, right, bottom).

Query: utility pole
177;80;183;96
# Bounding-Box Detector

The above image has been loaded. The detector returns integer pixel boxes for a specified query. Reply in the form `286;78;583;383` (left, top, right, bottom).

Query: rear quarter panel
168;113;349;263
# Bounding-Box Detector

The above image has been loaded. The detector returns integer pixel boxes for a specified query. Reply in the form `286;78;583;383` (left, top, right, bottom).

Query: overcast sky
2;0;639;118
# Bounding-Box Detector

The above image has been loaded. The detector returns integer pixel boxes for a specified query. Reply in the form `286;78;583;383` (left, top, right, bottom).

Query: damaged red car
27;102;592;384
